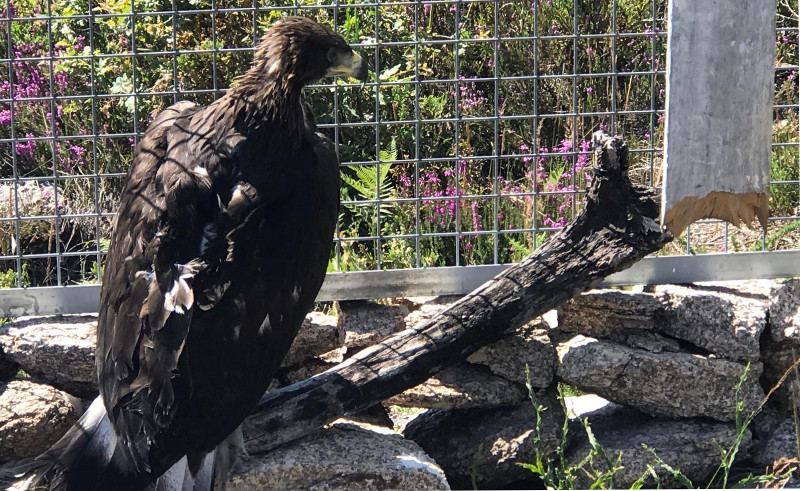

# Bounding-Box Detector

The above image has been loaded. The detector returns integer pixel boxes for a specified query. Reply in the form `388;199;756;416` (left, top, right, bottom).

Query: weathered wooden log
242;133;672;453
661;0;775;235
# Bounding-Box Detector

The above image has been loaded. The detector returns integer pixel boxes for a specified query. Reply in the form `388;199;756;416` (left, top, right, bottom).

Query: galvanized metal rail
2;250;799;316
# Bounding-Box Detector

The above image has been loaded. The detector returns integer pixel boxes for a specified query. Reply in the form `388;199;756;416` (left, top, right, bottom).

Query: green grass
514;362;799;490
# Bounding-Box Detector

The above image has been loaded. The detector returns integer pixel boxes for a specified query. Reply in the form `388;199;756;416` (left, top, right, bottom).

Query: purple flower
457;77;488;114
15;134;35;160
55;70;69;91
471;201;482;231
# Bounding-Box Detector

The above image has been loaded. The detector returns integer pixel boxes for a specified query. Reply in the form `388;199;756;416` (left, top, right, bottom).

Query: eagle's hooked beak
327;50;370;83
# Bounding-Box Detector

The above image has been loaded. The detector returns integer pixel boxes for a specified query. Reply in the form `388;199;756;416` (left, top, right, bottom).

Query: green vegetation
0;0;796;286
517;362;799;489
0;263;27;288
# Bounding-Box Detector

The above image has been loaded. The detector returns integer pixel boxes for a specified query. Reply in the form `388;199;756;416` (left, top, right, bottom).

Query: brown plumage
14;16;367;491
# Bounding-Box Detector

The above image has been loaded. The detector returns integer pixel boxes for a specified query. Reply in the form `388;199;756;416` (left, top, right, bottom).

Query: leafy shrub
0;0;796;284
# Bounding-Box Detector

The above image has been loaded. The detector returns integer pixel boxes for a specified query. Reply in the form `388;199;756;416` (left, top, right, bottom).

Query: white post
661;0;776;236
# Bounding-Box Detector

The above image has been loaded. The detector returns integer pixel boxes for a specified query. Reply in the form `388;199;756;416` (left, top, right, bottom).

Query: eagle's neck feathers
219;48;309;148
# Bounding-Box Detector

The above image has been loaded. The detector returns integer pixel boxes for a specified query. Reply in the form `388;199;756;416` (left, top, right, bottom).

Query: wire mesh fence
0;0;797;294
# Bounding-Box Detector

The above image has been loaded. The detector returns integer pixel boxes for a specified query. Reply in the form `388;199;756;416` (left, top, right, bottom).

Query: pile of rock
553;280;798;488
2;279;800;489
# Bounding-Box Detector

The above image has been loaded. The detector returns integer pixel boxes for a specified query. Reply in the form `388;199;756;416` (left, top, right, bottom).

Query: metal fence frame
2;250;800;317
0;0;798;316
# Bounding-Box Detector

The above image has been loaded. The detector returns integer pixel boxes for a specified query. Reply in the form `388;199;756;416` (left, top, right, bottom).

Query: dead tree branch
243;133;672;453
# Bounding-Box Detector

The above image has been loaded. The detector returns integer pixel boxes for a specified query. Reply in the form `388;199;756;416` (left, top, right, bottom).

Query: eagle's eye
326;47;338;63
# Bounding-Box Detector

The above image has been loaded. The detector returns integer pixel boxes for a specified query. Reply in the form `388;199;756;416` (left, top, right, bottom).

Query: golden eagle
14;16;367;490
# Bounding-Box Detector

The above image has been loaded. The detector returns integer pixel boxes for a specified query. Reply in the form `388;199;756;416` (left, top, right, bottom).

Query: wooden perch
242;133;672;453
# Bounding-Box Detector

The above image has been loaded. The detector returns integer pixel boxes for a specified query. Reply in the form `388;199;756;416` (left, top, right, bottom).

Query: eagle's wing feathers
97;100;228;439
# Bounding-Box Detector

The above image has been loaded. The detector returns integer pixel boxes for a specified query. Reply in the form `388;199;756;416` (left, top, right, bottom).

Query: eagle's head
255;16;369;87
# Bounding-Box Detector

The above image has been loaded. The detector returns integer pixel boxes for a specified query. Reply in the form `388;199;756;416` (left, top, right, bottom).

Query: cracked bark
242;133;673;453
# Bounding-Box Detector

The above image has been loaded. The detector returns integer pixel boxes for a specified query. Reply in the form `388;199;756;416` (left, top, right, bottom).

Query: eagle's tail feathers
1;397;152;491
152;425;243;491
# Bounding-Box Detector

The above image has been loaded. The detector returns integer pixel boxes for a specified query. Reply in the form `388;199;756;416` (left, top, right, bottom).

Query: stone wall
2;279;800;489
